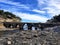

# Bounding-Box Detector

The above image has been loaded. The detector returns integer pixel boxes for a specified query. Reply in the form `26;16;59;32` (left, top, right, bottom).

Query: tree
16;16;21;20
0;10;4;15
47;14;60;23
4;12;15;18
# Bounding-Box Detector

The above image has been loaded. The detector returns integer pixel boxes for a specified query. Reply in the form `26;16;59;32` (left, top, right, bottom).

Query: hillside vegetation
47;14;60;23
0;10;21;22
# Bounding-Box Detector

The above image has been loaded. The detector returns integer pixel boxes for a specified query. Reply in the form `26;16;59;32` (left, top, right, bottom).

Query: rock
0;29;60;45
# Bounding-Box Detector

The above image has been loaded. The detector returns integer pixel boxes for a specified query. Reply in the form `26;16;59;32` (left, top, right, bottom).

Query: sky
0;0;60;23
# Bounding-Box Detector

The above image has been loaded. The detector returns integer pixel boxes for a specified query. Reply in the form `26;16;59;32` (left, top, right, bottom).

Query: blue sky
0;0;60;22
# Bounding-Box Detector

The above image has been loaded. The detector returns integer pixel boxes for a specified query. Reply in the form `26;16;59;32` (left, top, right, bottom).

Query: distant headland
0;10;21;22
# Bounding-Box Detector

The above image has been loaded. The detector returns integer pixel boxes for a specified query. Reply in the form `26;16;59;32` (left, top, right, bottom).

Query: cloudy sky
0;0;60;22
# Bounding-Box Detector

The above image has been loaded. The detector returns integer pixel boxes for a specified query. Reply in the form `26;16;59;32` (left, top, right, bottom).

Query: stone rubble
0;26;60;45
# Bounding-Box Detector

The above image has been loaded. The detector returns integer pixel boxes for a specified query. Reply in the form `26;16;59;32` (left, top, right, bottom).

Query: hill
47;14;60;23
0;10;21;22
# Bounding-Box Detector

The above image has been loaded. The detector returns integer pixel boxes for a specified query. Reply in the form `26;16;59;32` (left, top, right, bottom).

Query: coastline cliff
0;10;21;29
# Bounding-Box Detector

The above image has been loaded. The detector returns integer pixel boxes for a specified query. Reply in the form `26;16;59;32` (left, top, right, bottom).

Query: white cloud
48;0;60;9
37;0;48;6
47;0;60;16
44;7;60;16
13;12;49;22
32;9;45;14
0;0;30;9
1;8;48;22
37;0;60;17
0;0;50;22
37;0;44;5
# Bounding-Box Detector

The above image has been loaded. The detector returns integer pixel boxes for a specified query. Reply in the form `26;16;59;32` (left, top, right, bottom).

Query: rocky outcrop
44;26;60;32
0;22;5;29
0;27;60;45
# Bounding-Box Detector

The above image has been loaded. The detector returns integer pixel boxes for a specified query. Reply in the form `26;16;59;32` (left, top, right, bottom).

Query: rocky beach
0;26;60;45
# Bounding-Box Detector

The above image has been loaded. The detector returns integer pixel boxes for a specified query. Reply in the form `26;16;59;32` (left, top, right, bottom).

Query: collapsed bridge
3;22;60;30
